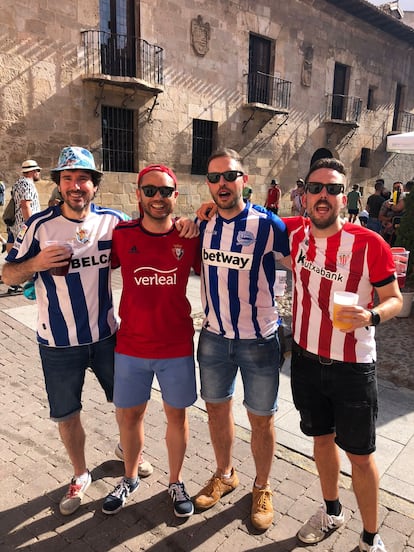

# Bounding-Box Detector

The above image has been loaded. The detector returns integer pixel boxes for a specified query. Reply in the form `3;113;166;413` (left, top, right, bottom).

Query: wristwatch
368;309;381;326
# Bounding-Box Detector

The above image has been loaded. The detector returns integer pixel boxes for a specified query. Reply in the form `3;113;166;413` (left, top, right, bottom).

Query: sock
75;471;90;484
324;498;341;516
221;471;232;479
125;476;138;486
362;530;376;546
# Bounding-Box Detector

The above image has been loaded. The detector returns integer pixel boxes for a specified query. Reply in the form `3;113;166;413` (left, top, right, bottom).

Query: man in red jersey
102;164;200;518
285;158;402;552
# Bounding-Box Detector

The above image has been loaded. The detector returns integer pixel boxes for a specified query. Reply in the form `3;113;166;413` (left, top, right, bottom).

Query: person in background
346;184;362;223
290;178;305;215
366;179;385;233
242;185;253;203
194;149;290;532
264;178;281;214
0;180;5;206
102;164;200;518
48;185;63;206
285;158;402;552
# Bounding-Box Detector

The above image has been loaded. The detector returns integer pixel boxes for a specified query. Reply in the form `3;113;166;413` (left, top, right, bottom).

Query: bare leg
58;412;87;476
163;402;188;483
313;434;341;500
248;411;275;486
116;404;147;479
347;451;379;533
206;400;234;474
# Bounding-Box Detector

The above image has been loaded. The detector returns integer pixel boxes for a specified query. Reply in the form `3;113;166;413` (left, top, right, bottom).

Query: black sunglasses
140;185;175;198
206;170;244;184
306;182;345;196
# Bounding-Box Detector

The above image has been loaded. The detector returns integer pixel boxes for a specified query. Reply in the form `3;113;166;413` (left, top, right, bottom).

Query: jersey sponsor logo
236;230;255;247
297;248;344;281
71;253;110;269
133;266;177;286
172;244;184;260
202;248;252;270
129;245;138;253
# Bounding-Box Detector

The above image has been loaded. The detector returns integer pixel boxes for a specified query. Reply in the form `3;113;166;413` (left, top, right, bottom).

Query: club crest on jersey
236;230;255;247
76;227;89;244
337;253;351;266
172;244;184;260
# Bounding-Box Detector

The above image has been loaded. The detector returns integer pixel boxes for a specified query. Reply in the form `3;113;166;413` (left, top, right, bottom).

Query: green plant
395;190;414;290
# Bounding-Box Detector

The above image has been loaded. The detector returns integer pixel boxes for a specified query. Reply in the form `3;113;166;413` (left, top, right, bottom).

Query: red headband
137;164;177;188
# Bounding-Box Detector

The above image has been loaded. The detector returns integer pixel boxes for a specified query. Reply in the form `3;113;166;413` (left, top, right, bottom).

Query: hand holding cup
45;240;73;276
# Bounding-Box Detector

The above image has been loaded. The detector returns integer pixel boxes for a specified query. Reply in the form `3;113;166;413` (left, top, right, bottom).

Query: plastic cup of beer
275;270;287;296
45;240;73;276
333;291;359;330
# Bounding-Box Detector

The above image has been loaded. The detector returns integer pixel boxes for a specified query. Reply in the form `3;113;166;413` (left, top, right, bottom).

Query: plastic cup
391;248;410;289
275;270;287;297
45;240;73;276
333;291;359;330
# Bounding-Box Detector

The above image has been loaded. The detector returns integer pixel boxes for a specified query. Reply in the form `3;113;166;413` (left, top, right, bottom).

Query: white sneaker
59;471;92;515
359;533;387;551
297;504;345;543
114;443;154;477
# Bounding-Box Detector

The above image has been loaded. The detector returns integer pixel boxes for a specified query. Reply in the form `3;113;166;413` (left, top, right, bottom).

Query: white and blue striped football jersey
6;203;128;347
199;203;290;339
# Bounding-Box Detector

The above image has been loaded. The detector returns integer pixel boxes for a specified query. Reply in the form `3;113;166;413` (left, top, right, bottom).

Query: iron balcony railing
399;111;414;132
246;71;291;111
325;94;362;125
81;29;164;87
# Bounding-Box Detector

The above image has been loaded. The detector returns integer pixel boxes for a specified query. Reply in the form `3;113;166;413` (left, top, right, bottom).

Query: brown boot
251;483;274;530
194;468;239;510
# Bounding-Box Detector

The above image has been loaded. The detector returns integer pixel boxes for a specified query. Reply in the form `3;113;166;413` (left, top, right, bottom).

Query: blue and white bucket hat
51;146;103;176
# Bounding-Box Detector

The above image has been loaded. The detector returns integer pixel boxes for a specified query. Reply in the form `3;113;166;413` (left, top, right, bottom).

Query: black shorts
348;208;359;215
290;343;378;455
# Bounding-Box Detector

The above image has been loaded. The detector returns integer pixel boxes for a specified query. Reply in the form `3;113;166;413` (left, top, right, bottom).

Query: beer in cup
333;291;359;330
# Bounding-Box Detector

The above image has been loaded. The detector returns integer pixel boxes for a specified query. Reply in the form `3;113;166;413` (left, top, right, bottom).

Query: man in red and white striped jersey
285;158;402;552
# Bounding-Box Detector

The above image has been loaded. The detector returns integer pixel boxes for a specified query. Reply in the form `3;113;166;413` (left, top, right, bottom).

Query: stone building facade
1;0;414;224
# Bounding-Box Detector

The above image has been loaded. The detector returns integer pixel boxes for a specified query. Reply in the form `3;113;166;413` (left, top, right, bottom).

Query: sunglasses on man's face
139;185;175;198
306;182;345;196
206;170;244;184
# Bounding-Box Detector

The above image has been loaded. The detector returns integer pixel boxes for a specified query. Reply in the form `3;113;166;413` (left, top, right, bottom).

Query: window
360;148;370;168
100;0;136;77
367;87;375;110
191;119;217;175
392;83;404;131
248;34;273;104
101;106;135;172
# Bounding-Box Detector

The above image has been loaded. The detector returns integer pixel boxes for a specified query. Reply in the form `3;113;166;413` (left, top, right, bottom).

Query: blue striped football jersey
6;203;128;347
199;203;289;339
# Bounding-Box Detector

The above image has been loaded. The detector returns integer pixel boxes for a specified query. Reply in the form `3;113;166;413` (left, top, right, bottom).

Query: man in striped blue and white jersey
194;148;291;531
2;146;131;516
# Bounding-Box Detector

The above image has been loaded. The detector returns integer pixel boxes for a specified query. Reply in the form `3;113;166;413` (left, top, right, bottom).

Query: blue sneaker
102;477;139;515
168;481;194;518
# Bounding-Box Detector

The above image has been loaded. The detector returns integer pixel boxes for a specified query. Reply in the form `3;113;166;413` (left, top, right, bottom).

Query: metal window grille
191;119;217;175
101;106;134;172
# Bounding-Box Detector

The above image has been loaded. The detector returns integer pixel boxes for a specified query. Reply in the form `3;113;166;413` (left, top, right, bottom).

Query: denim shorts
290;343;378;455
39;334;115;421
197;328;280;416
114;353;197;409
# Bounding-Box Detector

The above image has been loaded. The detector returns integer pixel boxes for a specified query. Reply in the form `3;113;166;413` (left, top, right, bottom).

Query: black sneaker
102;477;139;515
168;481;194;518
7;285;23;295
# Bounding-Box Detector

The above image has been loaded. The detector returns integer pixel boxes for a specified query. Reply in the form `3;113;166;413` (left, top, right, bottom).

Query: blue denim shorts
291;343;378;455
197;329;280;416
39;334;115;421
114;353;197;409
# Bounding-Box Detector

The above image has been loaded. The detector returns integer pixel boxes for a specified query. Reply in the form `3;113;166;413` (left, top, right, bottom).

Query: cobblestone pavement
1;289;414;551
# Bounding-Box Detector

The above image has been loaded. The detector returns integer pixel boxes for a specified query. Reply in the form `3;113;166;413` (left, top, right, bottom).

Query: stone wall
0;0;414;233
